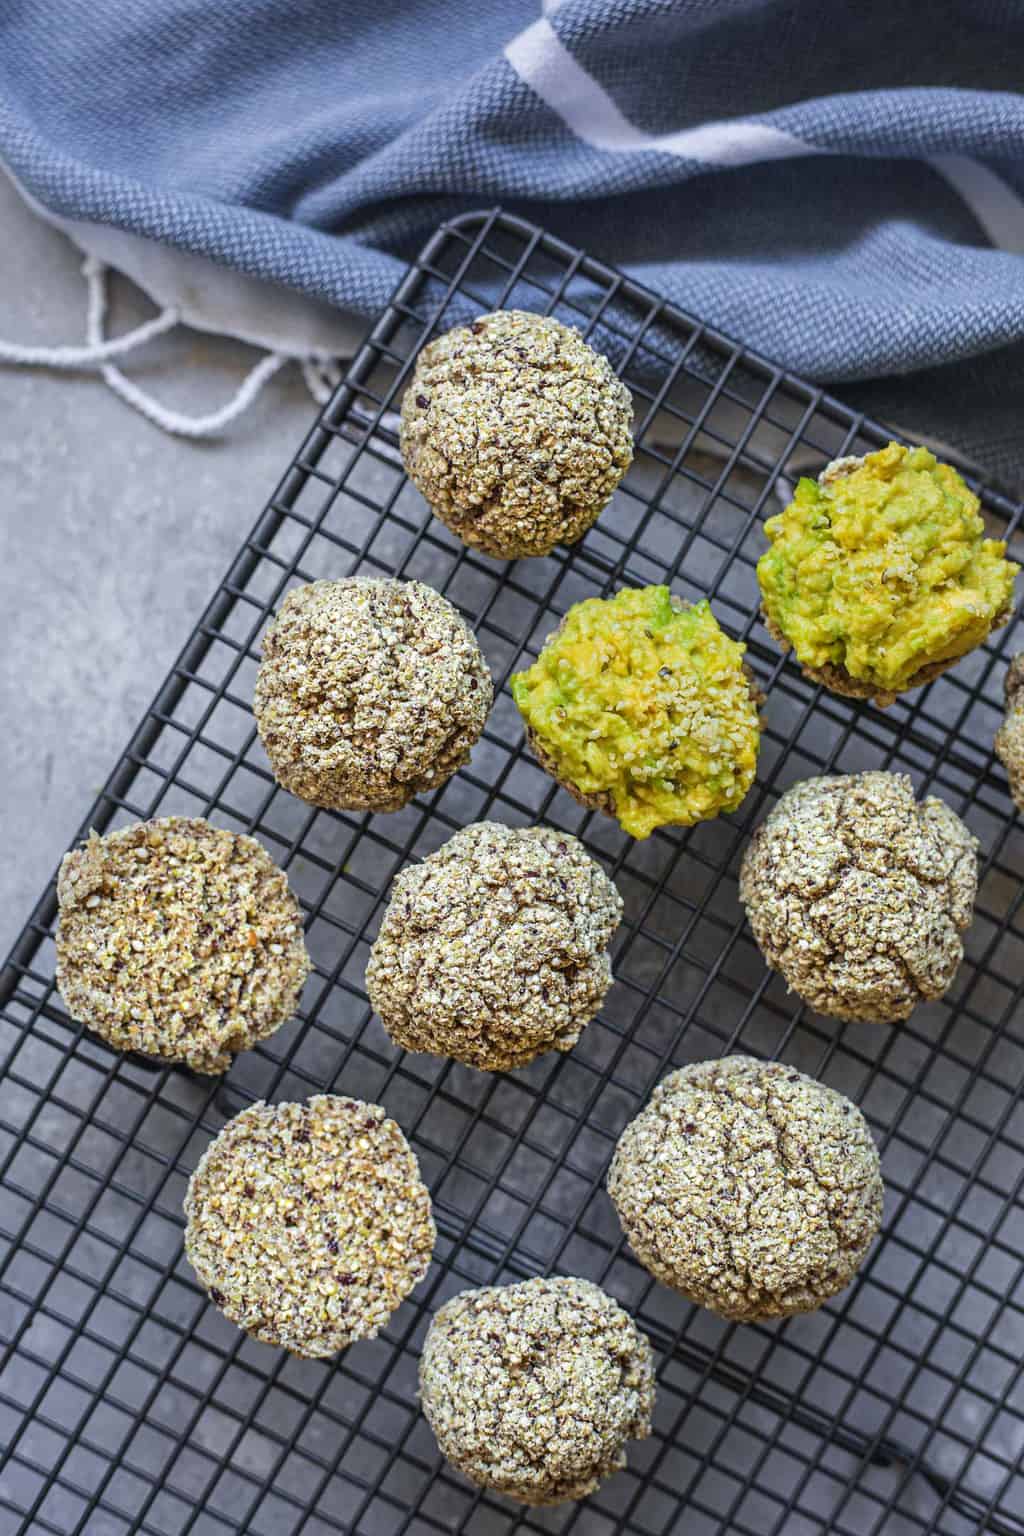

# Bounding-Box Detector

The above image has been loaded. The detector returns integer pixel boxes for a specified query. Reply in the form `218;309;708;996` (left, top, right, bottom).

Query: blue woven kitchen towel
3;0;1024;485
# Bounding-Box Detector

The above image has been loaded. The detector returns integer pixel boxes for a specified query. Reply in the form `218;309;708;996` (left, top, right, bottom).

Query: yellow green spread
510;586;760;840
758;443;1018;693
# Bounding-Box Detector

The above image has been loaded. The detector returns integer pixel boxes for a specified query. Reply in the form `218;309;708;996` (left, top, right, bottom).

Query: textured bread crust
254;576;491;812
1005;652;1024;704
995;653;1024;812
419;1276;655;1505
56;818;309;1074
739;771;978;1023
607;1056;884;1322
400;309;634;559
184;1096;435;1357
365;821;622;1071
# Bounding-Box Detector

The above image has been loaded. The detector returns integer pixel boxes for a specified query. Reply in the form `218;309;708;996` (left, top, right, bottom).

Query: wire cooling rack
3;209;1024;1536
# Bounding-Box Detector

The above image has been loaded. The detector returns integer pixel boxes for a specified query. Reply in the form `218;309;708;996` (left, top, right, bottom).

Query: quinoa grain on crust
419;1276;655;1505
739;771;977;1023
254;577;491;813
994;653;1024;811
366;821;623;1071
400;310;634;559
184;1097;435;1356
608;1057;883;1322
56;818;309;1073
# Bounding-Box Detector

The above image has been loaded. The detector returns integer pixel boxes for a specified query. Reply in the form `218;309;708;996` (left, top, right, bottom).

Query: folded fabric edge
0;163;372;435
3;163;364;360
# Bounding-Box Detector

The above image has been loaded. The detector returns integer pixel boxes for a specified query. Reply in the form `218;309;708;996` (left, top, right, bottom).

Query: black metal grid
3;208;1024;1536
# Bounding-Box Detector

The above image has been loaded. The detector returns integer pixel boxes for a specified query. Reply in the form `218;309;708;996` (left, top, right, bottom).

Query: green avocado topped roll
511;585;761;840
758;442;1018;706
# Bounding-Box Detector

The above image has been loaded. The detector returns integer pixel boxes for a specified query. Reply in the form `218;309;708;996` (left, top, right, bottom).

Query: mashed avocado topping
758;443;1017;693
510;586;760;839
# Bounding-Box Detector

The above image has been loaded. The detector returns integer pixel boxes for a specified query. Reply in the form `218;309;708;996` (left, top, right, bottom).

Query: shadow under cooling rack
3;208;1024;1536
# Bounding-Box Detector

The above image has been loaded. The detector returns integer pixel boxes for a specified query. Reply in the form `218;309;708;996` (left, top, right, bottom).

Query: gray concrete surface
0;174;327;958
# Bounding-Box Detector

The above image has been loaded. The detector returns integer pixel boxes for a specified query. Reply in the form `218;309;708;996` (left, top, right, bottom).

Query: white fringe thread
0;255;334;437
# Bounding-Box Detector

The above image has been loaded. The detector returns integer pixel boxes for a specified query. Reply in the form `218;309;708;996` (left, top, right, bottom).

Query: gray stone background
0;174;325;958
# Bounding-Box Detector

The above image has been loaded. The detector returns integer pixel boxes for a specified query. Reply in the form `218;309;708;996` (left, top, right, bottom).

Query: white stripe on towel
505;17;816;165
507;16;1024;251
929;154;1024;254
